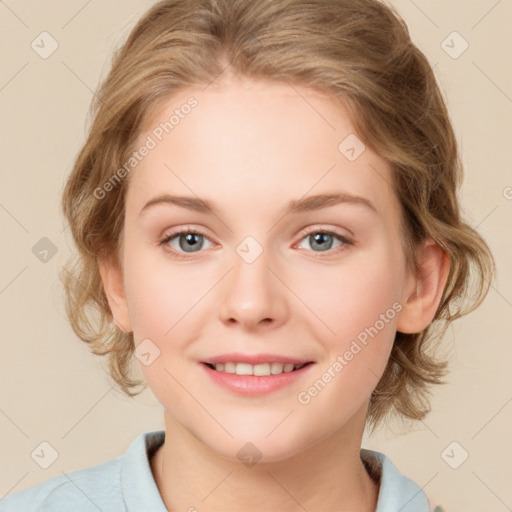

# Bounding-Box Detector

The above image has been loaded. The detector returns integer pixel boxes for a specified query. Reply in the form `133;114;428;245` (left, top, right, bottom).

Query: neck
150;407;380;512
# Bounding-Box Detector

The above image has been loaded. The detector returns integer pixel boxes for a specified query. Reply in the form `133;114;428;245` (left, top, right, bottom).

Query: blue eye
159;227;352;259
160;230;214;256
297;229;352;254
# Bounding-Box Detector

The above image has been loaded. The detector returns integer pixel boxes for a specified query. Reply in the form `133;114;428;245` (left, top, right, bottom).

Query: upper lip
201;353;314;365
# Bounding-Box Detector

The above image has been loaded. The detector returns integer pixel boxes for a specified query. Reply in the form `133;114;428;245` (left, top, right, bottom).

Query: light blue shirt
0;430;445;511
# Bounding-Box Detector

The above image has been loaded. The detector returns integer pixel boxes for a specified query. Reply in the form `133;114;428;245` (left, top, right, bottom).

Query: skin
98;76;449;512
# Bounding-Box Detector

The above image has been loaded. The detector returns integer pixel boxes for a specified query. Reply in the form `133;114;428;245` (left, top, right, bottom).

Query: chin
205;427;310;466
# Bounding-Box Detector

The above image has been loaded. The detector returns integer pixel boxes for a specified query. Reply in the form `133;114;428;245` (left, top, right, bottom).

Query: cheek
123;239;202;325
122;251;206;404
294;265;400;421
302;252;402;334
295;246;403;384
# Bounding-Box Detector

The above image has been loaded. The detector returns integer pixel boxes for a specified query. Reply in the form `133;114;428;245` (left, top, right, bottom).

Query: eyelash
158;226;353;260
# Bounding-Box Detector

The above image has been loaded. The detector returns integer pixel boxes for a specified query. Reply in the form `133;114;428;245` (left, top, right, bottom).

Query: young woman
1;0;494;511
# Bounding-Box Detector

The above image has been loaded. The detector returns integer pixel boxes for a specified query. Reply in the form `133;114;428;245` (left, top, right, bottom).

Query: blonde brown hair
60;0;495;434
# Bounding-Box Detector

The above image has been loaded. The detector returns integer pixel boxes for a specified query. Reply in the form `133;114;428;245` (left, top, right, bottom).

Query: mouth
201;361;314;376
200;359;316;395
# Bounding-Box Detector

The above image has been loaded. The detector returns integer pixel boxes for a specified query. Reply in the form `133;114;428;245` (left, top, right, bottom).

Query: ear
97;255;133;333
396;238;450;334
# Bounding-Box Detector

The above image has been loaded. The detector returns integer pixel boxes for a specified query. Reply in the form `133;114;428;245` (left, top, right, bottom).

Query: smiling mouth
203;361;314;376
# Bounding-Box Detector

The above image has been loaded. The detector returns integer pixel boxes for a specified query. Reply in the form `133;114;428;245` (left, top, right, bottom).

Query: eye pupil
180;233;202;252
310;232;334;251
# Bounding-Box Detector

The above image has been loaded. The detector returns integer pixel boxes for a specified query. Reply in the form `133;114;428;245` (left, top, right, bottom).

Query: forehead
127;79;398;221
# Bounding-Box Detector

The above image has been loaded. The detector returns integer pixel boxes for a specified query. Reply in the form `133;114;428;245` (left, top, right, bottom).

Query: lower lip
200;362;315;396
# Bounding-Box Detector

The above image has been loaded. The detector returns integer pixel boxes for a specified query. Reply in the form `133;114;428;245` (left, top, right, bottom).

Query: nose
218;245;289;332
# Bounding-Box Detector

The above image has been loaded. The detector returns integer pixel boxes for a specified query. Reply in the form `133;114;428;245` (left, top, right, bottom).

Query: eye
159;227;215;258
296;227;352;254
159;226;353;259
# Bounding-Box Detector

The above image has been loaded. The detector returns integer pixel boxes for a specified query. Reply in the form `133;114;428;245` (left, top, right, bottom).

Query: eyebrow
138;192;378;217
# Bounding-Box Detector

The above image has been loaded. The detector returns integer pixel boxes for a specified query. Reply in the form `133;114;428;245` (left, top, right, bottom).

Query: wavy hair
60;0;495;434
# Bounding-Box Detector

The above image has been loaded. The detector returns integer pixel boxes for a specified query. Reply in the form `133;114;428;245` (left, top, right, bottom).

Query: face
108;77;416;462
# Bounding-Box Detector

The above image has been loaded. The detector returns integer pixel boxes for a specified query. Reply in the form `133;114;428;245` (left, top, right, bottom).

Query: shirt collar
121;430;167;511
361;448;430;512
121;431;430;512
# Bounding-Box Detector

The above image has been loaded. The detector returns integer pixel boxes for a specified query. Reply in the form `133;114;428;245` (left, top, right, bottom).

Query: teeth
224;362;235;373
213;362;304;376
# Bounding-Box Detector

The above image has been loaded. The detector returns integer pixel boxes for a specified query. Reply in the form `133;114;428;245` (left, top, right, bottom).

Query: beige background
1;1;511;510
